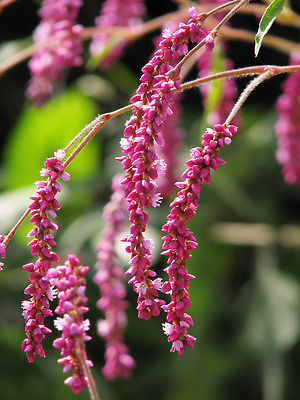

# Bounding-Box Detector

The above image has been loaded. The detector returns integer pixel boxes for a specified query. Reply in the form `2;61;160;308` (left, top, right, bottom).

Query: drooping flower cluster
48;255;92;394
117;7;207;320
21;150;70;363
90;0;146;68
161;123;237;354
94;174;135;380
27;0;83;105
275;53;300;186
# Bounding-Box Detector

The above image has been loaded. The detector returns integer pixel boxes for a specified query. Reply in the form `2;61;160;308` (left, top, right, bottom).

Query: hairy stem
181;64;300;91
75;347;100;400
225;70;273;125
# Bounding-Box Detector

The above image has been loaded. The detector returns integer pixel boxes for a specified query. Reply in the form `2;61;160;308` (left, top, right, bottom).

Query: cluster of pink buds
21;149;70;363
48;255;92;394
94;174;135;379
161;123;237;354
90;0;146;68
27;0;83;105
275;53;300;186
117;7;207;320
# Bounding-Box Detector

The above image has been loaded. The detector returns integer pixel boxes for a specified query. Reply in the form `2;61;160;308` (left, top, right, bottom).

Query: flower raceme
94;175;135;380
161;123;237;355
48;255;93;394
90;0;146;68
275;53;300;186
117;7;207;320
21;150;70;363
27;0;83;105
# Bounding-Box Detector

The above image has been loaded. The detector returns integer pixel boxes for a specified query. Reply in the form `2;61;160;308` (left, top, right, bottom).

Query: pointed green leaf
255;0;286;57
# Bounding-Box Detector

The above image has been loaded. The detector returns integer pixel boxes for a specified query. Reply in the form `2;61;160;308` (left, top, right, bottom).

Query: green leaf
3;88;99;190
255;0;286;57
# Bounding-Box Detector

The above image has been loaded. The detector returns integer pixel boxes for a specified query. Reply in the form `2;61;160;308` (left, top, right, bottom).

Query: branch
210;222;300;247
181;64;300;91
0;0;17;13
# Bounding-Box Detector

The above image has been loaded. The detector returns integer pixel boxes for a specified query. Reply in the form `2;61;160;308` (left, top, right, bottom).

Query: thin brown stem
239;3;300;29
63;117;100;152
76;347;100;400
181;64;300;91
0;0;16;13
219;25;300;55
0;43;36;76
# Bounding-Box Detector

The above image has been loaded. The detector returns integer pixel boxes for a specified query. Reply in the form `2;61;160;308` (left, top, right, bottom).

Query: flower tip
54;149;66;161
205;35;214;52
188;7;198;18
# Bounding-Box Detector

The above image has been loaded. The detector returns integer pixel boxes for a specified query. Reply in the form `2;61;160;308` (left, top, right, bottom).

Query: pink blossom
94;175;135;380
90;0;146;68
117;7;207;320
21;150;69;363
161;124;237;355
27;0;83;105
275;53;300;186
49;255;92;394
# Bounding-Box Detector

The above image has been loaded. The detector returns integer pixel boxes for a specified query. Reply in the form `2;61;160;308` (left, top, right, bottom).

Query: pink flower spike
94;174;135;380
90;0;146;68
27;0;83;105
51;255;92;394
275;53;300;186
118;6;207;320
21;150;70;363
161;123;237;355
